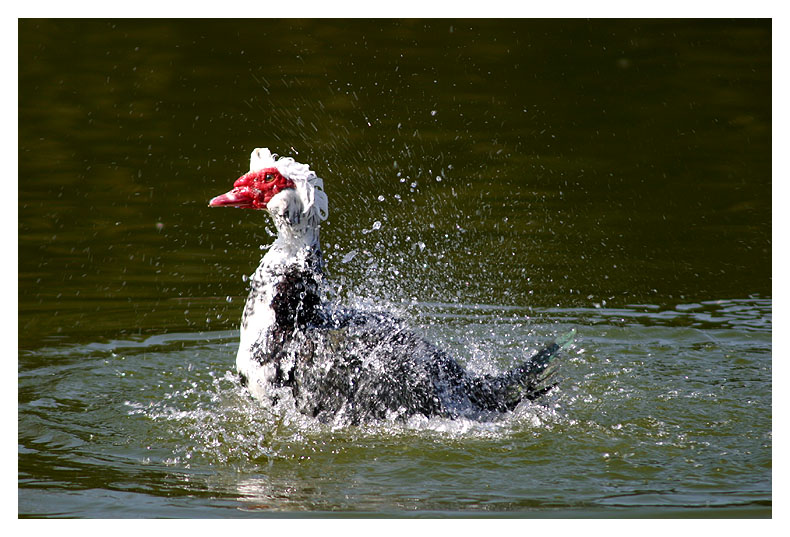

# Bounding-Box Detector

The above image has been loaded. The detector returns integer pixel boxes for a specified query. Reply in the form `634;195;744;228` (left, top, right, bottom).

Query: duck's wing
289;310;469;422
289;308;576;421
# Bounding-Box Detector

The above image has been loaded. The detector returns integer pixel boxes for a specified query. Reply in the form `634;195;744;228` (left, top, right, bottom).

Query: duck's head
210;148;329;237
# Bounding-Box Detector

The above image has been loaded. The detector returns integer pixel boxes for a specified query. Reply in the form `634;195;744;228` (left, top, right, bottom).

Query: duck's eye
264;172;275;182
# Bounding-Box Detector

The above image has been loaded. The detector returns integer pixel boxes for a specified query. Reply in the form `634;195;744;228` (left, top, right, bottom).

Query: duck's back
283;311;467;422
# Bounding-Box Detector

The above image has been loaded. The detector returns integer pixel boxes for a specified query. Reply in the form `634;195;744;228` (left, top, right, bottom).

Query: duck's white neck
260;233;322;276
260;188;323;274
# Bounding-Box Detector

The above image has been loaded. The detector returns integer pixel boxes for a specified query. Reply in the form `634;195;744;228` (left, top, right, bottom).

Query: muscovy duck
210;148;574;423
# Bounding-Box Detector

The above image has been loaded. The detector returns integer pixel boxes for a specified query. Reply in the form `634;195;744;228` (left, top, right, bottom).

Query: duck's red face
209;168;295;209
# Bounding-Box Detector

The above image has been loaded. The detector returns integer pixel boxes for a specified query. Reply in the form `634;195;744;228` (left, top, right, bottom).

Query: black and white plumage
210;148;572;423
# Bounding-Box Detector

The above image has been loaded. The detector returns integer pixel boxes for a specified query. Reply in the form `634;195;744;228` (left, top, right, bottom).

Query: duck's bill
209;188;256;208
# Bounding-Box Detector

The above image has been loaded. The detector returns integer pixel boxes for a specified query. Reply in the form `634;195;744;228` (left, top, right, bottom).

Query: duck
209;148;574;424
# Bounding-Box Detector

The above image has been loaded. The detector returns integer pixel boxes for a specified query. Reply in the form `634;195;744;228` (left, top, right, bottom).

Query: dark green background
18;19;770;349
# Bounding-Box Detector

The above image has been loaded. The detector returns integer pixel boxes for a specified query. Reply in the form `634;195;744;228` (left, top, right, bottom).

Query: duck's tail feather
504;328;576;404
465;329;576;411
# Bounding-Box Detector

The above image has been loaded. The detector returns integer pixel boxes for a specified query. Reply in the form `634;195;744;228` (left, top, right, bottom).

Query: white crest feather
249;148;329;224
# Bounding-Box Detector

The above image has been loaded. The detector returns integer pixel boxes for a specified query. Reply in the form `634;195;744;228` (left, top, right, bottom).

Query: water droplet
341;250;357;263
